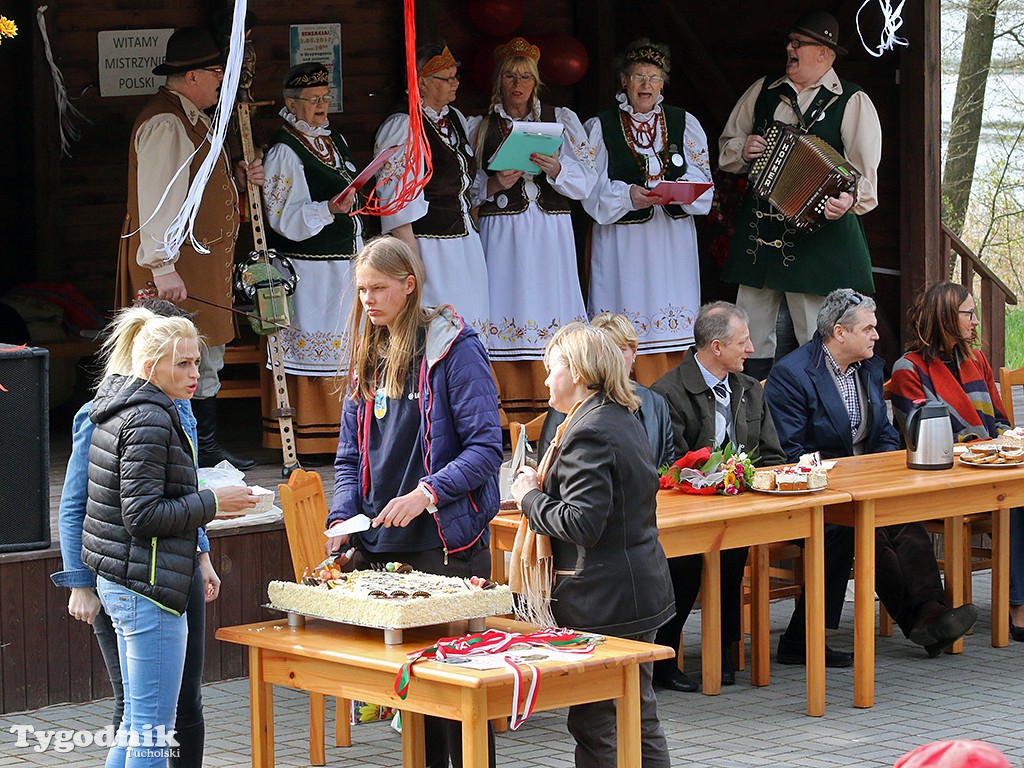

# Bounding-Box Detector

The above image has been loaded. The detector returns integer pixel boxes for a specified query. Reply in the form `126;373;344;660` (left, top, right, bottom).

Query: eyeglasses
787;37;825;49
293;94;332;106
959;308;977;319
201;66;225;75
846;292;864;308
628;74;665;85
428;73;460;85
501;72;535;83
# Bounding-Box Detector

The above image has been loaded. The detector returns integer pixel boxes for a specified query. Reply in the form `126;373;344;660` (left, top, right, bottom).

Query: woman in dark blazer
511;322;674;768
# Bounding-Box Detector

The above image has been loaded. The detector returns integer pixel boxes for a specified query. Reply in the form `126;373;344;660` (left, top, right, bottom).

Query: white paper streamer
158;0;248;260
36;5;88;157
856;0;909;58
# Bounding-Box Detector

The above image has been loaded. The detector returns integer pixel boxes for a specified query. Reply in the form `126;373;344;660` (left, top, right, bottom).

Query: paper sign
290;23;343;111
98;29;173;97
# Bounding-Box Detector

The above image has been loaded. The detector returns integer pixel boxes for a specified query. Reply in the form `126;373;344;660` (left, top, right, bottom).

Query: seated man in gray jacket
650;301;796;691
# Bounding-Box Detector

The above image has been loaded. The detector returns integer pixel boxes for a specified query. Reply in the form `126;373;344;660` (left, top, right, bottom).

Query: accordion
748;121;860;233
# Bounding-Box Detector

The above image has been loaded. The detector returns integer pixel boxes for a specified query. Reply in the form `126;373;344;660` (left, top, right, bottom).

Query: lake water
940;4;1024;179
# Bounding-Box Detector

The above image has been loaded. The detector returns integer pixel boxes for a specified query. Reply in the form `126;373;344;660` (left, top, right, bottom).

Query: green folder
488;132;565;174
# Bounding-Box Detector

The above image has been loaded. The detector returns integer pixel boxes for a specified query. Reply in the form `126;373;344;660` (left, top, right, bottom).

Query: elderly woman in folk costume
373;43;490;337
472;36;596;420
583;39;714;384
261;62;364;456
510;323;673;768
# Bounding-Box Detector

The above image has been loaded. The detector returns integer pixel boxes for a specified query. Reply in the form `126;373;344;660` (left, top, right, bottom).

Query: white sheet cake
267;569;513;630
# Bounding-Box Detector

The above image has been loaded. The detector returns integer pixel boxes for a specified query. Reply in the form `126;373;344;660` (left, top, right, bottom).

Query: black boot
192;397;256;470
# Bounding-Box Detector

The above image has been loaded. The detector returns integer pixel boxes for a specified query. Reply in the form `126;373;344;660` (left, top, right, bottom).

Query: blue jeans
1011;507;1024;607
93;569;206;767
97;577;188;768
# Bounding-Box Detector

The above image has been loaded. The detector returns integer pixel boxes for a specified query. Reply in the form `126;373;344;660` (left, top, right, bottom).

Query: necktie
713;382;731;446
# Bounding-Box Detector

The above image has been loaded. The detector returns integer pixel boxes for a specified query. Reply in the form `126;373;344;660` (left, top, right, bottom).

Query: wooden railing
939;223;1018;369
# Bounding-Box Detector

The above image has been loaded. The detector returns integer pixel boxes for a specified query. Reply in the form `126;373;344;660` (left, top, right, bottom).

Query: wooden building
0;0;972;713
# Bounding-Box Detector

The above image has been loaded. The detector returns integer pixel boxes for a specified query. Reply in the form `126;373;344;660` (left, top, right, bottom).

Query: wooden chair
734;542;805;672
923;364;1024;626
509;412;547;454
878;373;1009;637
279;469;351;764
1000;365;1024;428
216;339;262;400
674;542;805;676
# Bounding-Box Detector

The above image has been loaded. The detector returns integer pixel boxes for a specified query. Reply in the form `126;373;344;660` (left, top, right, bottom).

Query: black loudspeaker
0;345;50;552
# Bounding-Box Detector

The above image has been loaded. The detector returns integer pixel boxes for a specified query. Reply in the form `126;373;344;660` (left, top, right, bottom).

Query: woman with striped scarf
889;281;1024;641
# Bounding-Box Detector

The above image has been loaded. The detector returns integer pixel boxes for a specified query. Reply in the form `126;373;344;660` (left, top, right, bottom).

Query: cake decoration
268;564;513;630
752;453;829;492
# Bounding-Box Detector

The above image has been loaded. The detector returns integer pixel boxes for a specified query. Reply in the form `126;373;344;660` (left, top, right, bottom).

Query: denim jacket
50;397;209;589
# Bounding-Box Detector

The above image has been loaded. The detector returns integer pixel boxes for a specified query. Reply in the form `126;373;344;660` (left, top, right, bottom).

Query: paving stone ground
3;575;1022;767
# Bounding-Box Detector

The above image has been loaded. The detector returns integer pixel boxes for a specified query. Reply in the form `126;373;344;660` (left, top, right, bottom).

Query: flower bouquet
659;443;755;496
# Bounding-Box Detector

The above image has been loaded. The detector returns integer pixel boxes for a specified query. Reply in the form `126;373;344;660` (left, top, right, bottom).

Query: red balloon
465;0;524;39
536;33;589;87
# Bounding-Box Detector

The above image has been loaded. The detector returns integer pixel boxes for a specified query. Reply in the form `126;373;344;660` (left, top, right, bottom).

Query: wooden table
825;450;1024;708
491;488;850;716
216;616;672;768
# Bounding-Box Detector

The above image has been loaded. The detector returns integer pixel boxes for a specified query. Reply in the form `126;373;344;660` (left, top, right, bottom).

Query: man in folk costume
116;27;262;469
373;43;490;336
262;63;363;455
719;10;882;381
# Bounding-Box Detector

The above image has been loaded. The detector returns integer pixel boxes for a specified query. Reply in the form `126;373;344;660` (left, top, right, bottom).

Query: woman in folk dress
473;36;595;419
583;38;714;383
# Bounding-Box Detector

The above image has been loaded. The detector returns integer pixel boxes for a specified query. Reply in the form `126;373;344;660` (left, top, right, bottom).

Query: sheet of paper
435;648;593;670
509;120;562;137
324;514;373;537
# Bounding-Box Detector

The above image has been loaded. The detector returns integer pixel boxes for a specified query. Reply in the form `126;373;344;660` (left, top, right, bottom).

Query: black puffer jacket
82;375;217;614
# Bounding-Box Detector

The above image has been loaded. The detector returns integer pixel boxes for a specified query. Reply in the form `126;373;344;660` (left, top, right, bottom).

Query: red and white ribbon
394;627;596;728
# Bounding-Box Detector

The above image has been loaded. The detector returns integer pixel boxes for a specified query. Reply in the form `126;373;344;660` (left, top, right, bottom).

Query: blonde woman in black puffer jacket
81;306;255;768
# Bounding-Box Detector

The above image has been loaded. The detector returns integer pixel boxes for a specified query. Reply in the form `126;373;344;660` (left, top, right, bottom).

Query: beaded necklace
630;113;659;149
618;109;668;183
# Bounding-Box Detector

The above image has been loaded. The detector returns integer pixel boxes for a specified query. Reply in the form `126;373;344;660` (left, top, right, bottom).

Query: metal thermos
904;400;954;470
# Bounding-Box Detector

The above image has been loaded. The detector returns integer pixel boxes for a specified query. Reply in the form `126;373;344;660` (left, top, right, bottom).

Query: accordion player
748;121;860;233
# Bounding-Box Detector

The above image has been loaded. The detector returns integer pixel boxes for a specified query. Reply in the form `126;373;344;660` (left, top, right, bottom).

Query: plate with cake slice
750;460;830;494
753;486;830;495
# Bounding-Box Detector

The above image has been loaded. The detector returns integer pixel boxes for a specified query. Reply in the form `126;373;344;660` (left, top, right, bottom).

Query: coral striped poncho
889;349;1009;442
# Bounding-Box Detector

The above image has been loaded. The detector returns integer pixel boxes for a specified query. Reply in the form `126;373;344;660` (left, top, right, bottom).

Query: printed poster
289;24;343;112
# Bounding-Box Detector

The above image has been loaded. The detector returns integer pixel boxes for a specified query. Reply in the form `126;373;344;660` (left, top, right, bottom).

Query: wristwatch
417;483;438;515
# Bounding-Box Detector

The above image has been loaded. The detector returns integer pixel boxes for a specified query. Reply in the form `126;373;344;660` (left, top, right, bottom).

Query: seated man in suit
765;289;978;659
650;301;789;691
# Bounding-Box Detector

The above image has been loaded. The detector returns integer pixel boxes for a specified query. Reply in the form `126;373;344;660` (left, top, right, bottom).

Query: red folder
331;145;402;205
650;181;713;205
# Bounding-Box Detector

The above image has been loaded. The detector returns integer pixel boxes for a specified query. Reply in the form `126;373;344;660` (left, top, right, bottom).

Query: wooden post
899;1;944;347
